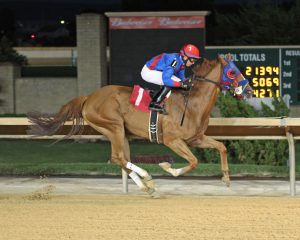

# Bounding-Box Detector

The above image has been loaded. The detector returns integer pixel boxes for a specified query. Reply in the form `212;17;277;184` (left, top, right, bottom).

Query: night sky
0;0;296;46
0;0;122;21
0;0;294;21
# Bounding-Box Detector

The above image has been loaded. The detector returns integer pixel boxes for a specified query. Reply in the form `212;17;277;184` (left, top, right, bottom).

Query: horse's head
191;54;253;100
218;54;253;100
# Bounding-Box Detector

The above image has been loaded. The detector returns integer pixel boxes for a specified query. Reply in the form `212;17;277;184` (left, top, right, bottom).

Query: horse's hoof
150;191;161;199
222;177;230;187
159;162;171;171
146;188;161;198
140;186;149;192
143;177;156;189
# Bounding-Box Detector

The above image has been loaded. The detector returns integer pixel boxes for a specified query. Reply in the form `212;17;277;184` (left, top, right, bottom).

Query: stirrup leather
149;102;163;111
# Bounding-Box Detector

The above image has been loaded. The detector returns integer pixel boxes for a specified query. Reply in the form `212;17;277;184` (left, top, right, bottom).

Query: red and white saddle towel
129;85;170;113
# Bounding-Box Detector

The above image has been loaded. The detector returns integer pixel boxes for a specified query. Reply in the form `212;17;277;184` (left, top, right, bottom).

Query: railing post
122;169;128;193
286;131;296;197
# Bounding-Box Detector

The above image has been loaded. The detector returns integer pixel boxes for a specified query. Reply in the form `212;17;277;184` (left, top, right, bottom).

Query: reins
180;86;192;126
192;62;223;88
193;76;221;88
180;64;222;126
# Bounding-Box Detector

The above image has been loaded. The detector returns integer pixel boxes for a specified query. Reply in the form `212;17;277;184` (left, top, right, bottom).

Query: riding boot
149;86;171;113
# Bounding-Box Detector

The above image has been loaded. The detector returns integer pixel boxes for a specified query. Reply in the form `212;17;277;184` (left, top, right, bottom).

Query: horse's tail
27;96;88;140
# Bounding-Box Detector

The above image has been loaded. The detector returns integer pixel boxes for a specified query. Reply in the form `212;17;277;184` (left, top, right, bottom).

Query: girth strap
149;111;159;143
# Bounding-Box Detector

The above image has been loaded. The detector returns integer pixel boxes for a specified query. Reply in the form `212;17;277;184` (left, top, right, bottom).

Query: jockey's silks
146;53;185;87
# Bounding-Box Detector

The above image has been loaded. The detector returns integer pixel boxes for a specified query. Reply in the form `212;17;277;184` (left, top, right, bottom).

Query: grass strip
0;139;298;178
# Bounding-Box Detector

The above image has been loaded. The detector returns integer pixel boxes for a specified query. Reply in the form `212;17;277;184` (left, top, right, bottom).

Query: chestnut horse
28;55;252;198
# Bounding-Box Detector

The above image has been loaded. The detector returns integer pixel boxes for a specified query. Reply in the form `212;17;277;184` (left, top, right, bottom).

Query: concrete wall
76;13;108;95
15;77;77;114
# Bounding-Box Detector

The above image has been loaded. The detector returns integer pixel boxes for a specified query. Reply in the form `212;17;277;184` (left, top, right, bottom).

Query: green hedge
196;94;289;166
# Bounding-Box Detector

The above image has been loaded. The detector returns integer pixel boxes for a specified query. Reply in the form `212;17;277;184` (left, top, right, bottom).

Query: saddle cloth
129;85;152;113
129;85;170;113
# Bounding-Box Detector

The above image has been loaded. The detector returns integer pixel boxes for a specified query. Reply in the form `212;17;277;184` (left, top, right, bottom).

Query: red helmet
180;44;200;59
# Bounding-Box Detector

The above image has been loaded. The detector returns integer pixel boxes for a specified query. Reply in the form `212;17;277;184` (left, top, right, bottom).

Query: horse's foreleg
190;135;230;186
161;138;198;177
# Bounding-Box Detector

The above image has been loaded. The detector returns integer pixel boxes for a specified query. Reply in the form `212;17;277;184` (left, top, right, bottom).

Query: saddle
130;85;168;113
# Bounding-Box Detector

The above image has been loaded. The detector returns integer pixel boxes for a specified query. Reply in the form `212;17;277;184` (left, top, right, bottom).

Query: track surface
1;191;300;239
0;194;300;240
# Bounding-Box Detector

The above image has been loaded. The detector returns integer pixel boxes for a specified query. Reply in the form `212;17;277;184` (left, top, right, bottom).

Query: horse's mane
192;57;220;78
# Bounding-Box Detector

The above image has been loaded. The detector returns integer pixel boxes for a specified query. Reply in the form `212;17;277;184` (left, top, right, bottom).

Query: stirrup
149;105;164;112
149;104;167;115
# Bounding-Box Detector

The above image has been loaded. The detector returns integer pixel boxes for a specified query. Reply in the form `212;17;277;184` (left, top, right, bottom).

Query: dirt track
1;192;300;240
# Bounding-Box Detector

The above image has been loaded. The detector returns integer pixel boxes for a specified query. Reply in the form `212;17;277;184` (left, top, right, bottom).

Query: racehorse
28;54;252;198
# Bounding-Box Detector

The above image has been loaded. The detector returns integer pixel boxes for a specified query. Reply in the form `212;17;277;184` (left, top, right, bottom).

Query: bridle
187;60;252;99
180;62;236;126
188;62;223;89
192;75;222;88
179;65;222;126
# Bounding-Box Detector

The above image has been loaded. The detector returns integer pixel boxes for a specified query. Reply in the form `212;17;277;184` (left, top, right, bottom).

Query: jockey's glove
180;80;193;90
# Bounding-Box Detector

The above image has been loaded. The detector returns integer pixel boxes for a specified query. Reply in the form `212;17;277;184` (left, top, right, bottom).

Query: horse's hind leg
110;133;146;190
190;135;230;186
112;134;159;198
85;118;158;197
123;137;156;191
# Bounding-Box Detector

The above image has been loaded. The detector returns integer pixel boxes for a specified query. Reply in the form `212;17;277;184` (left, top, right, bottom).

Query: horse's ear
225;53;234;61
218;55;228;65
217;55;222;61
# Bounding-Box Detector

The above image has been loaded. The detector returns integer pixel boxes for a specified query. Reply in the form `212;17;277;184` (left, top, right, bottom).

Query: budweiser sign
109;16;205;29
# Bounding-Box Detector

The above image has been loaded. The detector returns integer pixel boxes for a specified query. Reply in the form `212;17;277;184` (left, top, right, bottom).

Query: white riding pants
141;65;181;86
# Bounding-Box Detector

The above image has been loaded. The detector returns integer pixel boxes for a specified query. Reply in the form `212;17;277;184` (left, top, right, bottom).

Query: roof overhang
105;11;211;17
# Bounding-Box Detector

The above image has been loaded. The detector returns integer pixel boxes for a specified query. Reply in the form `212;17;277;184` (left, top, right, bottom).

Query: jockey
141;44;201;113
